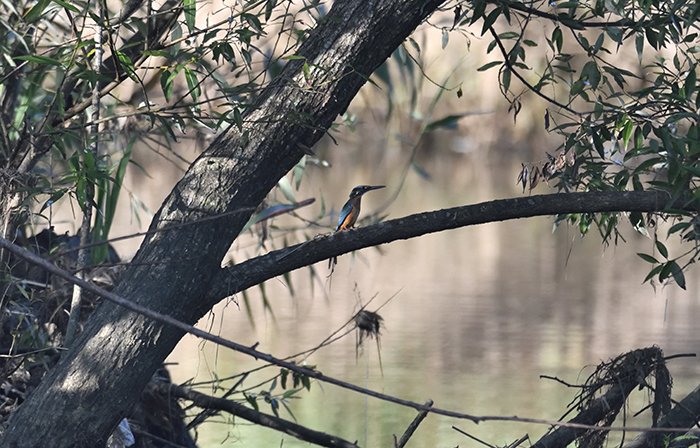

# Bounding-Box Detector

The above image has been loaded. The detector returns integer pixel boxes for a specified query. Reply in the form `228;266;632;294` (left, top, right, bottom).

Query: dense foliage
468;0;700;286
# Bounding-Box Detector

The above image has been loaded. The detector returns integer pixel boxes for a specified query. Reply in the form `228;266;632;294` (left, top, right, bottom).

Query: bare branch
624;385;700;448
149;382;359;448
396;400;433;447
531;348;666;448
452;426;497;448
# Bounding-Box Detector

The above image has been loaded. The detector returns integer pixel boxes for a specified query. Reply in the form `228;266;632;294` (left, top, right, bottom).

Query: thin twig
507;435;530;448
540;374;586;388
452;425;497;448
487;25;580;116
395;400;433;447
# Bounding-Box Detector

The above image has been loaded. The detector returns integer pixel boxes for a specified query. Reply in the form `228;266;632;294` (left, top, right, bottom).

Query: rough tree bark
0;0;446;446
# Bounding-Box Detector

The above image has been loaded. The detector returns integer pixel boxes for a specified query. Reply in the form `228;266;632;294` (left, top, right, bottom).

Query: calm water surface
165;165;700;447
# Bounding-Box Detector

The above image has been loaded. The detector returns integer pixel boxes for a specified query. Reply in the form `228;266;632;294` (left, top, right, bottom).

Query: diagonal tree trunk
0;0;446;445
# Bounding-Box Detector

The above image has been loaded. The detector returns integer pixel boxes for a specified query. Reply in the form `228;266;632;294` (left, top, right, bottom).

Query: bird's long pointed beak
366;185;385;191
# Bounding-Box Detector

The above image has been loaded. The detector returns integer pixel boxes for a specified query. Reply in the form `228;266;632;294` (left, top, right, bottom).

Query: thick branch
624;385;700;448
1;1;448;445
208;190;687;303
149;382;358;448
531;348;664;448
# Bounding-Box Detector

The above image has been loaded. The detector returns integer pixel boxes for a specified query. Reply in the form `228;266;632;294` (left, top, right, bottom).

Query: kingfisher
329;184;385;268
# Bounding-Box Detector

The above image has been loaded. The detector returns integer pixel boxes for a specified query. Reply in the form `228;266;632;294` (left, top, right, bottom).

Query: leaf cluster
452;0;700;286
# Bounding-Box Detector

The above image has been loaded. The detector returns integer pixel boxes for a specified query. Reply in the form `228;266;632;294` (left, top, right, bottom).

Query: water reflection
166;160;700;447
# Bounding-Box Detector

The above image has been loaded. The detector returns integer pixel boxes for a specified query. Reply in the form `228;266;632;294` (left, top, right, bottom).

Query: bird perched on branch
328;185;385;269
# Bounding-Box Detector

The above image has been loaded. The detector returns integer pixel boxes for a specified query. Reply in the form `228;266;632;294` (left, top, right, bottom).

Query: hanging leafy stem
456;0;700;288
0;0;327;256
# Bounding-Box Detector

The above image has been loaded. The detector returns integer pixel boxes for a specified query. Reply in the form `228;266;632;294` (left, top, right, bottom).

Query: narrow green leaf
685;66;696;99
232;108;243;132
552;27;563;52
280;400;297;422
477;60;502;72
184;0;196;33
293;156;306;189
160;69;171;100
40;189;68;212
671;262;686;289
480;7;501;36
655;240;668;259
667;222;690;237
470;0;486;25
643;264;664;283
645;28;659;49
53;0;80;13
502;67;511;91
425;113;470;131
244;392;259;411
622;120;634;149
24;0;52;22
637;253;658;264
15;54;62;66
265;0;276;21
184;67;200;100
570;80;584;96
635;34;644;63
243;13;264;34
241;289;255;328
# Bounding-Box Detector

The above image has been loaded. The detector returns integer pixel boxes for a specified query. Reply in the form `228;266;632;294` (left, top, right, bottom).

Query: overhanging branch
1;190;697;434
208;190;688;302
1;0;453;443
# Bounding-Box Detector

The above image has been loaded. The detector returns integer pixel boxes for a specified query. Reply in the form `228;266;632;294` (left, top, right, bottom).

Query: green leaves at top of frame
480;7;501;36
23;0;52;23
183;0;196;33
24;0;80;22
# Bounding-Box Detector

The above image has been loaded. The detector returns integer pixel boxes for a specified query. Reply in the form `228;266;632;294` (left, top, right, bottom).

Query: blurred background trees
1;0;700;446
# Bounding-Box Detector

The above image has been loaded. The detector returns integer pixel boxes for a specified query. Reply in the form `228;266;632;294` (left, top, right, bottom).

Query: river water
163;150;700;447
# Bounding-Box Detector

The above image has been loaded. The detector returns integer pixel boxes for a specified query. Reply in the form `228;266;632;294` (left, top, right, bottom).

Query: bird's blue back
336;198;359;231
